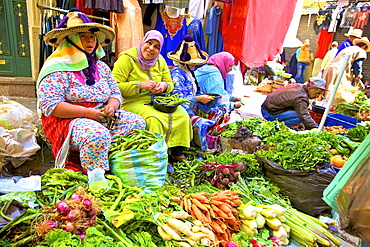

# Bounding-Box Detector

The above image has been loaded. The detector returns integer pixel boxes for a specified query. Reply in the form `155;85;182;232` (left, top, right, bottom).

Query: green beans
154;93;190;106
110;129;162;153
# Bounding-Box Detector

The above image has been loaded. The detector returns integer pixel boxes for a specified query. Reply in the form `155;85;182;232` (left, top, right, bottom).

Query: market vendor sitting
261;77;328;130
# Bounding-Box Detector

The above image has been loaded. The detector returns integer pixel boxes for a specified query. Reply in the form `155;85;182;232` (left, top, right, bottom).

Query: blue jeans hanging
295;62;308;84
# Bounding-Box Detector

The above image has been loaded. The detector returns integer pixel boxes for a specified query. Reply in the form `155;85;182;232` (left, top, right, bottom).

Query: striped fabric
163;0;190;9
110;136;168;194
37;33;105;87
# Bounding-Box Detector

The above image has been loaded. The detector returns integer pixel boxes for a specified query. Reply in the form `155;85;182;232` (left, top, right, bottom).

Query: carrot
191;204;209;223
224;199;235;206
183;197;189;212
204;209;212;223
219;203;232;214
231;198;242;206
180;200;184;209
171;196;181;202
186;198;192;212
224;227;232;240
210;199;224;206
209;208;216;218
215;208;229;219
211;204;220;212
211;220;224;233
210;195;229;201
190;193;208;203
192;198;209;212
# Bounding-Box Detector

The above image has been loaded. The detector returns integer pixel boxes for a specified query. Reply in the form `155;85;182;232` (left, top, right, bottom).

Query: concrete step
0;77;36;97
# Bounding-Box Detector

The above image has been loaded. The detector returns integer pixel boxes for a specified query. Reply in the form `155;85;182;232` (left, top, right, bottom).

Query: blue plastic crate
324;113;362;129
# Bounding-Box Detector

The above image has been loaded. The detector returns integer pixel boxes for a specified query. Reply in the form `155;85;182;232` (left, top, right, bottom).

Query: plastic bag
88;168;109;191
0;176;41;193
256;155;336;216
229;126;261;154
0;97;38;130
337;153;370;245
109;135;168;194
0;127;40;168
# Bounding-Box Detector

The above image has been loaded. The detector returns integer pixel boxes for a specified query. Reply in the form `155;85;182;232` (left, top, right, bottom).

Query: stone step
0;77;36;97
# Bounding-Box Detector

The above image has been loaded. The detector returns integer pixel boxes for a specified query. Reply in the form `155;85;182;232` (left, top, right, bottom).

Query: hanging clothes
111;0;144;57
315;29;334;59
220;0;247;63
186;17;206;51
340;6;360;28
240;0;296;68
76;0;94;15
352;9;370;30
188;0;211;19
313;10;332;34
142;0;163;3
328;6;342;33
205;5;224;56
85;0;124;13
155;11;187;67
162;0;190;9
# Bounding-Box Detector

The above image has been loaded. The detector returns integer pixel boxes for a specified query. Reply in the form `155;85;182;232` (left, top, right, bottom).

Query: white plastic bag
0;127;40;168
0;97;38;130
0;176;41;193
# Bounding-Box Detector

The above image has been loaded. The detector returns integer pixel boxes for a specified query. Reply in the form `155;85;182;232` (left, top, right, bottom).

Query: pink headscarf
138;30;164;71
206;52;235;79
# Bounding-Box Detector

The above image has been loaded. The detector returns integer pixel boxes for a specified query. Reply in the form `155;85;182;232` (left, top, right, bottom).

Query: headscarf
37;33;105;87
137;30;164;70
206;52;235;79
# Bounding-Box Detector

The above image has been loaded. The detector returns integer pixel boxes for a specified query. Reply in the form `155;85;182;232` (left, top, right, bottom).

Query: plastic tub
324;113;362;129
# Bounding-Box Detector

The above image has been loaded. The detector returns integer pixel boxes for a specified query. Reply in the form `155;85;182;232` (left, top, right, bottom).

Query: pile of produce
154;93;190;106
334;99;370;121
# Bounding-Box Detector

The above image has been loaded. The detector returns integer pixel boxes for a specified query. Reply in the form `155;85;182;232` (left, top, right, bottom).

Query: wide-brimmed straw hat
167;36;209;65
44;9;115;47
353;37;370;52
344;28;363;38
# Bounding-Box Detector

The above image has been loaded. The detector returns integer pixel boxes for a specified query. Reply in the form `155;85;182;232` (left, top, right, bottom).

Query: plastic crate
324;113;362;129
308;110;323;124
323;133;370;212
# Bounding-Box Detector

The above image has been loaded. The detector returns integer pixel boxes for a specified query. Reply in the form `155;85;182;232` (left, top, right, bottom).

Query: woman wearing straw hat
37;9;146;172
335;28;363;57
322;37;370;99
168;36;223;151
112;30;192;162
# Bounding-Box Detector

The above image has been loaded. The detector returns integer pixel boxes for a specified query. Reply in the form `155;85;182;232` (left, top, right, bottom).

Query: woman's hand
103;104;115;118
150;82;168;94
84;108;107;121
234;102;242;109
196;95;214;104
140;80;157;91
232;96;241;102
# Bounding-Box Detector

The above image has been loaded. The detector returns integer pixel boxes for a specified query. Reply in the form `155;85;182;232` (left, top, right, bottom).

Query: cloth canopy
240;0;297;68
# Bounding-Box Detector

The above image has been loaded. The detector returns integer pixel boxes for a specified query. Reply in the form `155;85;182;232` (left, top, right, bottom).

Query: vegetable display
154;93;190;106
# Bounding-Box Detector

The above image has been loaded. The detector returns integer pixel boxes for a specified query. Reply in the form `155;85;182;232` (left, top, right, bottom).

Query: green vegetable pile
154;93;190;106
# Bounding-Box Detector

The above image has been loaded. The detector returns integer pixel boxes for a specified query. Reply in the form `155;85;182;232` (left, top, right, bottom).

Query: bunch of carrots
177;190;242;246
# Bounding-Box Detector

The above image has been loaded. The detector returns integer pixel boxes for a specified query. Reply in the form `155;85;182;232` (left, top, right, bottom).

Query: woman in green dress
112;30;192;161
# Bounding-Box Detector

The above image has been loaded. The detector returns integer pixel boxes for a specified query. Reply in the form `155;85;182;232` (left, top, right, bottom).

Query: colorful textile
37;33;105;86
315;29;334;59
240;0;296;68
186;17;206;51
171;67;216;150
112;47;192;148
38;64;146;170
220;0;247;62
205;5;224;56
155;12;187;67
110;0;144;56
160;12;185;39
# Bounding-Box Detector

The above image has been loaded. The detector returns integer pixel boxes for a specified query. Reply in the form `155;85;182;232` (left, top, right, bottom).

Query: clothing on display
205;5;224;56
162;0;190;9
340;6;360;28
313;10;332;35
110;0;144;56
352;9;369;29
155;12;187;67
84;0;124;13
186;17;206;51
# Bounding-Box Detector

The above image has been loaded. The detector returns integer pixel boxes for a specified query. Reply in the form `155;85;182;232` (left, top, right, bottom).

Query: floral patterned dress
38;61;146;171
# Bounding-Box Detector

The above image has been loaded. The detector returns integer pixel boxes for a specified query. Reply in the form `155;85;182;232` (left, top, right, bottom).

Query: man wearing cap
261;77;328;130
335;28;363;57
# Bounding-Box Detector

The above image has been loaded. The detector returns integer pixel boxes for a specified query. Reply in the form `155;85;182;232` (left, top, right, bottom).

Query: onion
234;161;245;172
79;233;86;241
225;243;237;247
66;209;79;221
83;199;92;211
70;193;82;201
57;200;70;215
87;209;95;217
45;220;58;229
221;167;230;175
64;222;74;232
221;177;230;185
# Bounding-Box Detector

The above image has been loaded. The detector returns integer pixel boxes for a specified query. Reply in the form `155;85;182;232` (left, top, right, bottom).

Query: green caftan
112;47;192;148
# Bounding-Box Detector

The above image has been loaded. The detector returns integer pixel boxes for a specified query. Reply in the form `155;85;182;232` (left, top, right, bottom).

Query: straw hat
167;36;209;65
344;28;363;38
44;9;115;47
353;37;370;52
